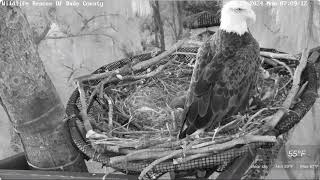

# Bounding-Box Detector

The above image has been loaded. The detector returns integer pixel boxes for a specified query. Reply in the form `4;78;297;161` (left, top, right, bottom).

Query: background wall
249;0;320;54
247;0;320;178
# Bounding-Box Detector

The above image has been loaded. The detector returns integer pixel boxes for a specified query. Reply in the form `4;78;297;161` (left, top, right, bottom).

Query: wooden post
0;5;87;171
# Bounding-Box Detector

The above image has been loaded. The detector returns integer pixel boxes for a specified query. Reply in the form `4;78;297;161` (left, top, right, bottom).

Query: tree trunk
176;1;184;40
0;5;87;172
152;1;165;51
171;1;178;41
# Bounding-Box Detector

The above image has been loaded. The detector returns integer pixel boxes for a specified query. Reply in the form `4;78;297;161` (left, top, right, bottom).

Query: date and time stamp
249;0;309;7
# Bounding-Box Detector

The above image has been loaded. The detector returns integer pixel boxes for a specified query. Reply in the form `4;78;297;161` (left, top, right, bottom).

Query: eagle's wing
179;38;259;138
185;39;216;109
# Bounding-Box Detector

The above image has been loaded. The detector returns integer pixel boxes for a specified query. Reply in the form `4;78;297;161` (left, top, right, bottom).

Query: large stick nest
70;43;316;179
87;56;292;143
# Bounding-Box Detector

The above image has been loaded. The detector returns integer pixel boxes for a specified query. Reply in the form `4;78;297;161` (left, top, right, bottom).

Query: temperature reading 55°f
288;149;307;158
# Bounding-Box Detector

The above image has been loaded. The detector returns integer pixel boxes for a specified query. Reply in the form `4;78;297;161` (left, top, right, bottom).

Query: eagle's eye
235;8;243;11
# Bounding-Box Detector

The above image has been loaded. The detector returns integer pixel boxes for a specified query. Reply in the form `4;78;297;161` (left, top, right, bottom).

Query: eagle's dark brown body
179;29;260;138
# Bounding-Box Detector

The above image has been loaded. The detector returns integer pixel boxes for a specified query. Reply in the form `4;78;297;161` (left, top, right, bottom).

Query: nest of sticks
72;40;312;179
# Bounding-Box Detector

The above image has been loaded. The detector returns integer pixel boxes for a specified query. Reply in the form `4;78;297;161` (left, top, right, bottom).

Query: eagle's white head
220;0;256;36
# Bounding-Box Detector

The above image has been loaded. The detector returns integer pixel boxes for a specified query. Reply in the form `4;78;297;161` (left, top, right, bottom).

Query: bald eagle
179;1;260;139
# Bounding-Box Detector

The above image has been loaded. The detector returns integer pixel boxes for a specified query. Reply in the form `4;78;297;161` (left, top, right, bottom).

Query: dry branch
137;135;275;179
261;57;277;66
266;48;310;129
260;51;298;61
46;33;115;40
77;82;93;132
269;58;294;78
104;94;114;130
242;108;269;130
75;39;187;83
109;134;275;171
138;140;198;180
133;39;185;70
186;135;276;155
110;148;174;165
138;149;183;180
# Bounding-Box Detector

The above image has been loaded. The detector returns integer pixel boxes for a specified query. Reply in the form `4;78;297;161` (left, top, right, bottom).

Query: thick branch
137;135;275;179
46;33;115;40
266;48;310;129
260;51;298;61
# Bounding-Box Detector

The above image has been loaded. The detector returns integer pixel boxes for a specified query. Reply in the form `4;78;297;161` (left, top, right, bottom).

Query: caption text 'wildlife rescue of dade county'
0;0;104;8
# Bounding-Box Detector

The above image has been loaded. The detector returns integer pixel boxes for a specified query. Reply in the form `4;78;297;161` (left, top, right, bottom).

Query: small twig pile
74;42;307;179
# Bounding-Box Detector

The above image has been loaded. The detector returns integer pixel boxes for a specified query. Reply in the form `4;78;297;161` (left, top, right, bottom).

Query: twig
295;81;309;100
152;139;185;148
191;140;219;149
266;48;310;129
91;144;121;154
262;57;294;94
46;33;115;40
242;108;269;130
261;56;277;66
88;56;177;109
171;110;177;131
270;58;294;78
77;82;93;132
136;135;274;178
173;52;197;56
216;118;241;133
190;135;235;149
109;120;128;132
186;135;276;155
260;51;298;61
138;141;197;180
104;94;114;130
75;39;187;82
110;149;175;165
112;131;166;135
87;76;112;114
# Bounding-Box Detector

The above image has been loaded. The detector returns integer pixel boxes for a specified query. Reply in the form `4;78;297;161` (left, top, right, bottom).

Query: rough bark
169;1;184;42
152;1;165;51
176;1;184;40
0;5;87;171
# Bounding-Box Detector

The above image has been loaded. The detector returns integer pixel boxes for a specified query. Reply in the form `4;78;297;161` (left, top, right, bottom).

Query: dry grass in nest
105;60;192;140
